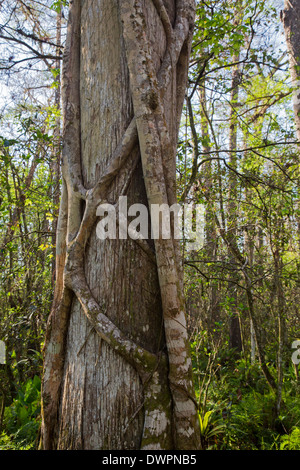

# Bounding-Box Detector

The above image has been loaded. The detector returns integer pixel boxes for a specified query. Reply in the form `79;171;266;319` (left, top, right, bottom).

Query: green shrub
280;427;300;450
1;375;41;450
198;409;226;449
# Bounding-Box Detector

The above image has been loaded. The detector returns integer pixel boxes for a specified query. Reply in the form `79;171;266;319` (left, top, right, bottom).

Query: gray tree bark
282;0;300;252
282;0;300;142
41;0;200;450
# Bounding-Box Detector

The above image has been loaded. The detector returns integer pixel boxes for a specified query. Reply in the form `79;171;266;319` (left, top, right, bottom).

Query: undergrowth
191;331;300;450
0;375;41;450
1;333;300;450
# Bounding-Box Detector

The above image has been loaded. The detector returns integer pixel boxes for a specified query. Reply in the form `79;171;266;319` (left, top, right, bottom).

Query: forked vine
41;0;200;451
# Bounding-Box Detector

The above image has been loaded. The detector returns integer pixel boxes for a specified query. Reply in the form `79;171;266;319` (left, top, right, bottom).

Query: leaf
33;375;41;392
18;406;29;424
2;139;18;148
50;0;68;13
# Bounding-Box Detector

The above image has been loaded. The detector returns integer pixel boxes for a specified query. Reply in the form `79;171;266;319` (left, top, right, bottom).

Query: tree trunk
281;0;300;248
41;0;200;451
51;7;62;283
227;52;242;354
199;84;220;332
282;0;300;142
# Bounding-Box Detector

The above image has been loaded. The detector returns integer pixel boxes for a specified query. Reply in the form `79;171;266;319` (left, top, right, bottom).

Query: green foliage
280;428;300;450
192;337;300;450
0;376;41;450
198;410;226;449
0;432;33;450
222;388;278;449
0;86;57;451
0;101;57;386
50;0;69;13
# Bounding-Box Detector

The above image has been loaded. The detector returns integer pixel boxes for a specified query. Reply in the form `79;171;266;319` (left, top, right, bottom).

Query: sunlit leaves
50;0;69;14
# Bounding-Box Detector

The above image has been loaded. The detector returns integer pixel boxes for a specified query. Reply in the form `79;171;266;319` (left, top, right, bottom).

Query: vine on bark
41;0;200;450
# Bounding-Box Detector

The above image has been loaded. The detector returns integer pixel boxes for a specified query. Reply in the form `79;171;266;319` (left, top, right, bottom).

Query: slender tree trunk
0;153;39;251
199;84;220;332
51;8;62;283
282;0;300;142
244;193;256;363
227;51;242;354
215;213;276;390
274;251;285;416
0;391;5;434
41;0;200;450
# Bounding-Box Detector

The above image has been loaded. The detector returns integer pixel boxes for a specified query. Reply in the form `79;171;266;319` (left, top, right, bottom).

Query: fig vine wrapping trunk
41;0;200;450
